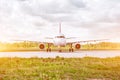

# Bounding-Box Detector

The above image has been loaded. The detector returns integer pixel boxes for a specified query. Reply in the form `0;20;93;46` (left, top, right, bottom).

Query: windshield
55;36;65;38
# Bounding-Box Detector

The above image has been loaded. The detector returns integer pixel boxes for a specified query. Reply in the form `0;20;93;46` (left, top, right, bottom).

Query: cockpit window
55;36;65;38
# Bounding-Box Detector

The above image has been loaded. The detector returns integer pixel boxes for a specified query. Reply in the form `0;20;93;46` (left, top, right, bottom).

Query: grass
0;57;120;80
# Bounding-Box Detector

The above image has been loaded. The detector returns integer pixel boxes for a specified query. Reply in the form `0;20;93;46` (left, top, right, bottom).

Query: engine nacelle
74;43;81;49
39;44;45;49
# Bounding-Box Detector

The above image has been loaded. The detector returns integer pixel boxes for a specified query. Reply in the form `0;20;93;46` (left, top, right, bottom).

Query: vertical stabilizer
59;23;61;33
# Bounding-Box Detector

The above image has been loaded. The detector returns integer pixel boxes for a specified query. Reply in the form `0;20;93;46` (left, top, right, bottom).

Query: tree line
0;41;120;51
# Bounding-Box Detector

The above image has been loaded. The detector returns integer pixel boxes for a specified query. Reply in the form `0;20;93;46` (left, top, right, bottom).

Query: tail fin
59;23;61;33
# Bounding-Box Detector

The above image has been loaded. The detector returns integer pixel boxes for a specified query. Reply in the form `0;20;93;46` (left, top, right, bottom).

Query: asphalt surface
0;50;120;58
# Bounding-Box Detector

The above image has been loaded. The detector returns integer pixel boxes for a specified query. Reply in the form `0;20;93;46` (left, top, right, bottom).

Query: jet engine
39;44;45;49
74;43;81;49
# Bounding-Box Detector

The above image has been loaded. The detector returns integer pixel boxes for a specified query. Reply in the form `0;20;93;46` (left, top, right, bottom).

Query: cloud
69;0;86;8
0;0;120;41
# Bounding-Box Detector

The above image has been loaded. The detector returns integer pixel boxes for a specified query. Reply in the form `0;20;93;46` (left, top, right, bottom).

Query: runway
0;50;120;58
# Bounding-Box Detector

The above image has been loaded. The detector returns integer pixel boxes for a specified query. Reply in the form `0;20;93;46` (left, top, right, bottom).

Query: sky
0;0;120;42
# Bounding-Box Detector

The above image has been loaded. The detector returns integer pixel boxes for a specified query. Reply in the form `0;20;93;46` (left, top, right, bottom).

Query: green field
0;57;120;80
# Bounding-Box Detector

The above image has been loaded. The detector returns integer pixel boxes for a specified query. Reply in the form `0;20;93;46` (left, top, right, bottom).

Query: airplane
37;23;108;52
14;23;108;52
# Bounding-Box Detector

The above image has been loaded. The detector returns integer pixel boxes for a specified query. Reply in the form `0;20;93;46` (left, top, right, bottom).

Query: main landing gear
46;48;51;52
69;43;74;52
46;43;51;52
69;48;74;52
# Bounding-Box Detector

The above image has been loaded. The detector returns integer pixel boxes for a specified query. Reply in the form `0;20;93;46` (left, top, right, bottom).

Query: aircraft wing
66;39;109;44
45;37;53;39
66;37;78;39
13;39;54;44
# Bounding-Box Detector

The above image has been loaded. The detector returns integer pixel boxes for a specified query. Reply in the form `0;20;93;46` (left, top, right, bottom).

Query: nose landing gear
58;46;62;52
59;49;62;52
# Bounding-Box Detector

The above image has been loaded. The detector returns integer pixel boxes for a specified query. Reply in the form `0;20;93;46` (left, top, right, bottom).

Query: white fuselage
53;33;66;46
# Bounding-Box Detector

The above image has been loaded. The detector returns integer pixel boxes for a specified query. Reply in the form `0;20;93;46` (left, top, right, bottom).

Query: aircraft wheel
49;48;51;52
71;48;74;52
69;48;74;52
69;49;71;52
46;48;51;52
59;49;62;52
46;49;49;52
